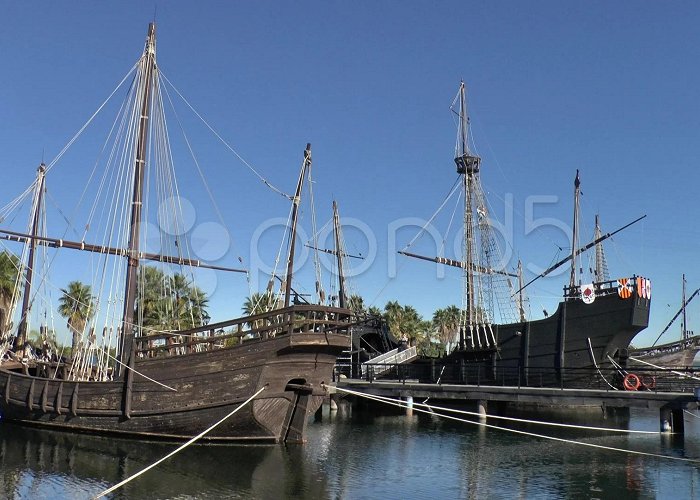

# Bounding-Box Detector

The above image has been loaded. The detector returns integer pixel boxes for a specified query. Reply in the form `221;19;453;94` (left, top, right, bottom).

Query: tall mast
119;23;157;368
517;260;526;322
14;164;46;356
569;170;581;289
682;274;688;341
454;81;481;326
332;200;346;309
593;214;609;282
284;143;311;308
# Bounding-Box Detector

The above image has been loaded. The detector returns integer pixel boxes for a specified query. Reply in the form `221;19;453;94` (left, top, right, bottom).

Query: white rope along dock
332;385;700;464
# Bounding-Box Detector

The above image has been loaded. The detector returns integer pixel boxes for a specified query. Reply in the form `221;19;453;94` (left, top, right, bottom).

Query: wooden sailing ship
630;275;700;368
0;24;351;443
401;82;651;386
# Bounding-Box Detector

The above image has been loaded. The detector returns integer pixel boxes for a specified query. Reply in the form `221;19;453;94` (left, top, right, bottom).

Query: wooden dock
333;378;700;433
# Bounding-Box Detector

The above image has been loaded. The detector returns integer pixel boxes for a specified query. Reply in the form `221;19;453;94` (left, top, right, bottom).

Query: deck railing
135;304;352;358
564;277;632;300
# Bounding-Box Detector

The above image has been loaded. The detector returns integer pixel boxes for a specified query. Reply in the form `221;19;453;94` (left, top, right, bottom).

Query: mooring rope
684;409;700;420
606;355;627;374
331;385;700;463
587;337;617;390
422;365;446;406
92;385;267;499
335;385;656;434
628;356;700;382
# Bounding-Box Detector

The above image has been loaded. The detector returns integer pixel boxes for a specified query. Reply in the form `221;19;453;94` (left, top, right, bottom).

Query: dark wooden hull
0;328;349;443
630;336;700;368
442;283;651;386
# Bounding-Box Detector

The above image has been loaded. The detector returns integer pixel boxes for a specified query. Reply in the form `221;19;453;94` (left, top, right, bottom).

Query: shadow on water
0;422;330;499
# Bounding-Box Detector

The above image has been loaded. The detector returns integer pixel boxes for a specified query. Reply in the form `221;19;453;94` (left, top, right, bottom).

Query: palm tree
368;306;382;317
137;266;168;328
383;300;403;333
383;301;426;347
57;281;95;355
136;266;210;331
347;294;366;315
184;285;209;328
0;250;20;337
242;292;277;330
432;305;461;352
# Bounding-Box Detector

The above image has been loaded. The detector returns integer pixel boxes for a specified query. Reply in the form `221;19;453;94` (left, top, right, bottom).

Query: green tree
368;305;382;317
0;250;20;337
137;266;167;328
28;327;58;354
432;305;461;350
416;319;440;356
242;292;276;329
383;301;426;348
136;266;210;331
347;294;366;315
57;281;95;355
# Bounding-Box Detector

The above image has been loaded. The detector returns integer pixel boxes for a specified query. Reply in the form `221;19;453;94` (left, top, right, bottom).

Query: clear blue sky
1;1;699;348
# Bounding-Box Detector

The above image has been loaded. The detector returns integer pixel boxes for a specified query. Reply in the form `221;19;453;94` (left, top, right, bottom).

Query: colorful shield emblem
618;278;632;299
636;277;652;299
581;284;596;304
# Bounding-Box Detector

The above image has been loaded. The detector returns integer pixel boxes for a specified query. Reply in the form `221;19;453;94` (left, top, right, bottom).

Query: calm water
1;402;699;499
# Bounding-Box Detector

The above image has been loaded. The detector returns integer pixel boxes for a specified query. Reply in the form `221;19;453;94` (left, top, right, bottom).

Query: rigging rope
159;72;291;200
439;187;463;257
93;344;176;391
401;176;462;251
44;62;140;177
160;78;248;276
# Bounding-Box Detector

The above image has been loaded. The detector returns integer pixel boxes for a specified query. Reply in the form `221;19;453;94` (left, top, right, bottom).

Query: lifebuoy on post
641;375;656;390
623;373;641;391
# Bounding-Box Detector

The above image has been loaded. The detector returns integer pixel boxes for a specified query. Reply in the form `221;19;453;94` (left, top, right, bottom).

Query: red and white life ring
641;375;656;390
623;373;641;391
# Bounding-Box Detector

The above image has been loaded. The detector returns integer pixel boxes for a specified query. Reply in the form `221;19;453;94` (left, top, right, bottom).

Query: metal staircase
361;346;418;378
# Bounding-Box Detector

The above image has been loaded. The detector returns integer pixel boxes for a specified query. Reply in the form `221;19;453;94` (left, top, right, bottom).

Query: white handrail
361;346;418;377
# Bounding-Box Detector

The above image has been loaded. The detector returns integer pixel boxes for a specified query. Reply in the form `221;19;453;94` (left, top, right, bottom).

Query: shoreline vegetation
2;244;460;359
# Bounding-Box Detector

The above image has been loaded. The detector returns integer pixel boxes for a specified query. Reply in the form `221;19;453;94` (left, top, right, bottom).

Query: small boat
0;24;351;443
630;275;700;368
400;82;651;386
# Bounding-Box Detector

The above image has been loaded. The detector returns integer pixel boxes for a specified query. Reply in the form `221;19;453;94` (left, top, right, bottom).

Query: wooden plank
56;382;63;415
41;380;49;413
4;373;10;404
70;383;79;416
27;379;35;411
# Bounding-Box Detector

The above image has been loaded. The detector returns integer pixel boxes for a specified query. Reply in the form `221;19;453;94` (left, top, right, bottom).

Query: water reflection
1;405;699;499
0;423;329;499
